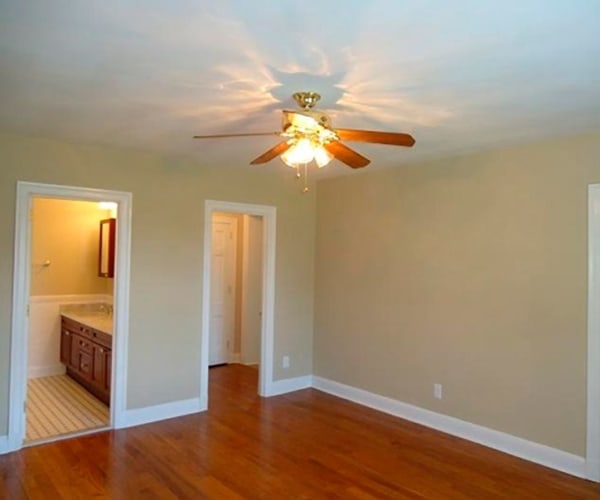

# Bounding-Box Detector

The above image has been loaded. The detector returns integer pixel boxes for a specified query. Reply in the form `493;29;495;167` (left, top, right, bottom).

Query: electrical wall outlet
282;355;290;369
434;383;443;399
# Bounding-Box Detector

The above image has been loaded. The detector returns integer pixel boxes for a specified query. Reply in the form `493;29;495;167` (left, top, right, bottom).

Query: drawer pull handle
64;331;70;336
99;348;104;353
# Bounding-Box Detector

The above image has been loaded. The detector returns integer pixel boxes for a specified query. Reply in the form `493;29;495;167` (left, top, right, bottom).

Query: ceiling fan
193;91;415;170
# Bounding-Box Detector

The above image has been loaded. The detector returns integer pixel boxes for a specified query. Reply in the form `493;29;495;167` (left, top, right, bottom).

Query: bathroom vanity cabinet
60;315;112;405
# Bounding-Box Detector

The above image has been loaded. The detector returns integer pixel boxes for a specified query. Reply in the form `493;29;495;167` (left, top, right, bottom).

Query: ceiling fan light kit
193;91;415;192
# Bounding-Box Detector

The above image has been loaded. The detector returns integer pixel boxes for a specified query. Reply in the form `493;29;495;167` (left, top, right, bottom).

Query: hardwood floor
2;364;600;499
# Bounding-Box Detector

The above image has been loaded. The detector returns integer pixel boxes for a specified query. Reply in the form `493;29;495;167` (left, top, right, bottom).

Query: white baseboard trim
587;458;600;481
312;376;586;479
265;375;312;397
0;435;8;455
115;397;203;429
28;364;66;379
199;394;208;412
229;353;241;363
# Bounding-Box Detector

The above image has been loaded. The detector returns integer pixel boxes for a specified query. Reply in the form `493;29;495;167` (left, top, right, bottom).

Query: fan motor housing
282;110;332;132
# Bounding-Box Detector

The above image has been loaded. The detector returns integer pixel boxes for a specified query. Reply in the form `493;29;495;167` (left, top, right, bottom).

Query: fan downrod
293;91;321;110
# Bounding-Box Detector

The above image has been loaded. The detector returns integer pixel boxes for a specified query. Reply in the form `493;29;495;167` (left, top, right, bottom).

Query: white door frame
587;184;600;480
201;200;276;407
7;181;132;452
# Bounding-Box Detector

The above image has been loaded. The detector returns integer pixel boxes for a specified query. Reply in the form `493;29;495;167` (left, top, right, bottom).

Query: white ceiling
1;1;599;177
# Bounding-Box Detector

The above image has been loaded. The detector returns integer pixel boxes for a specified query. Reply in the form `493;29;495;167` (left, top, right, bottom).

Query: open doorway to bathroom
208;212;263;391
24;197;116;444
8;181;131;454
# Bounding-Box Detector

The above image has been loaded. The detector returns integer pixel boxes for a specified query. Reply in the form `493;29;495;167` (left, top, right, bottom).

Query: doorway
587;183;600;480
209;213;264;368
7;182;132;453
25;197;114;443
201;200;277;408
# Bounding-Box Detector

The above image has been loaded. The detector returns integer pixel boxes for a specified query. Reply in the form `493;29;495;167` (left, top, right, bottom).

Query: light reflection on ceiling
0;0;599;177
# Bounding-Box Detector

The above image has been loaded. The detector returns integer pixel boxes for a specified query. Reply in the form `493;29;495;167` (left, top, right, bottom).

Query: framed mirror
99;218;116;278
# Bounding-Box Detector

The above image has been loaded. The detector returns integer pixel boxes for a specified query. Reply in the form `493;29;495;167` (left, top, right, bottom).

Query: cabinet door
78;351;93;379
69;333;81;367
105;351;112;391
60;328;72;364
70;333;93;379
92;345;106;387
93;345;112;393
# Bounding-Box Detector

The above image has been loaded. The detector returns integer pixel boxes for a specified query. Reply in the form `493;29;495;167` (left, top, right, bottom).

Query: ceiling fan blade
324;141;370;168
193;132;280;139
250;141;292;165
335;129;415;147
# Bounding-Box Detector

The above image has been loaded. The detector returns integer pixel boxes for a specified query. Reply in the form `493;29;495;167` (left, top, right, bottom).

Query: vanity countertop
61;311;114;335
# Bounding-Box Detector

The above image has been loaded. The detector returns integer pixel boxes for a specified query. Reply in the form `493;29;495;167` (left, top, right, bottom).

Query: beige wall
31;198;112;296
241;214;263;364
314;131;600;456
0;133;315;435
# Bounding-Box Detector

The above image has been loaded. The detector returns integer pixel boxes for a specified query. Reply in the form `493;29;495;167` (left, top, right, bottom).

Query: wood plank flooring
26;375;109;442
2;364;600;498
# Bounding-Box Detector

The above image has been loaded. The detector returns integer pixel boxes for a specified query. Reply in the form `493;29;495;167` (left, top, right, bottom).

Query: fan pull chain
294;163;310;193
303;163;309;193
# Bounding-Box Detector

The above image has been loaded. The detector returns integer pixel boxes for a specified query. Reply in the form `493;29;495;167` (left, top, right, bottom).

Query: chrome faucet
99;303;114;316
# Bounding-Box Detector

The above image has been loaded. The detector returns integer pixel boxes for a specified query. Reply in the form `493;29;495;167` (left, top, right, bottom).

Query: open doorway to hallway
201;200;276;406
209;212;263;392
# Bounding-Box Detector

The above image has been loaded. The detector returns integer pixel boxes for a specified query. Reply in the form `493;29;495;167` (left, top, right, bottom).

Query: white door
209;215;237;365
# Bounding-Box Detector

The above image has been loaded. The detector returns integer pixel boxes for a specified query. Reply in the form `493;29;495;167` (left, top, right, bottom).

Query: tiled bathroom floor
26;374;109;442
